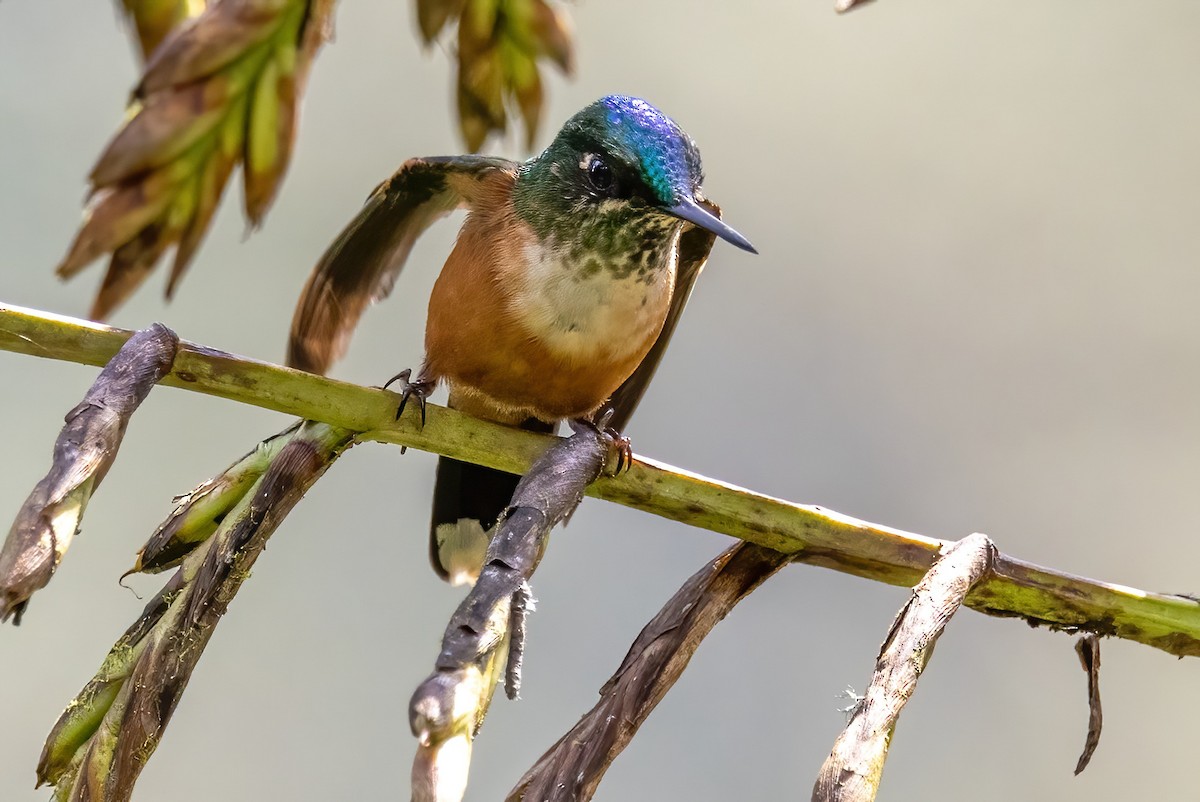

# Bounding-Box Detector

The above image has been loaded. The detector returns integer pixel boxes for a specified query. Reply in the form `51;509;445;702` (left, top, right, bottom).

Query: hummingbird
287;95;755;585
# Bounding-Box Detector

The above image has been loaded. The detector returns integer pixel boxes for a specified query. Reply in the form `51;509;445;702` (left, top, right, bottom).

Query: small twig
410;424;611;802
506;581;534;700
508;542;790;802
812;533;995;802
1074;635;1103;775
0;323;178;623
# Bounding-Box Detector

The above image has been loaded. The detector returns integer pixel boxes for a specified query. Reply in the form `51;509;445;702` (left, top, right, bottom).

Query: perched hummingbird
287;95;755;585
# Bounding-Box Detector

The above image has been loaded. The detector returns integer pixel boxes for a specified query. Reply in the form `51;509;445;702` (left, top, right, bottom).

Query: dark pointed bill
665;198;757;254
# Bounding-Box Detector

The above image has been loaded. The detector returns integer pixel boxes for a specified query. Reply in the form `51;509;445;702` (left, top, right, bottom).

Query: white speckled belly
510;239;678;365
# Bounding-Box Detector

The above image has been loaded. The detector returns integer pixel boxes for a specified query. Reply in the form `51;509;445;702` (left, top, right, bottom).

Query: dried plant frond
812;534;995;802
509;542;789;801
417;0;575;151
409;424;611;800
62;0;338;319
0;325;178;624
38;421;353;801
132;422;299;573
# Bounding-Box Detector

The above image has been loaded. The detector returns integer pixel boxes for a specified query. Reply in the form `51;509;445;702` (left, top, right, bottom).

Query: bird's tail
430;410;554;585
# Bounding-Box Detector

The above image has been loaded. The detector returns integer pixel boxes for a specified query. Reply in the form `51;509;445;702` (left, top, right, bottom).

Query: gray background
3;1;1200;799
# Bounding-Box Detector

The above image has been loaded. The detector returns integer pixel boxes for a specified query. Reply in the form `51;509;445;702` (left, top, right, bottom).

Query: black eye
585;155;613;193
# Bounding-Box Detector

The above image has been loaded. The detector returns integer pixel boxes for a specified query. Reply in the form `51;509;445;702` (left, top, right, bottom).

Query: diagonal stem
812;533;994;801
509;541;790;801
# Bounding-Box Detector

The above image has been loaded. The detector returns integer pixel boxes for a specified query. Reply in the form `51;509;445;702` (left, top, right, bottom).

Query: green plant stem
3;301;1198;657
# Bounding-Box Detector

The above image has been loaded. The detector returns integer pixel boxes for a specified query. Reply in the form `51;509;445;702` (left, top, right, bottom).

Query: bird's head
516;95;755;257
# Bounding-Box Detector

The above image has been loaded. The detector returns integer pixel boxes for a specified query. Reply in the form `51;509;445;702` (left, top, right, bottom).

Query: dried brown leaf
1074;635;1103;775
440;0;574;151
61;0;336;318
167;148;235;297
509;543;789;801
458;16;505;122
457;13;506;151
297;0;337;66
137;0;281;94
0;325;177;623
528;0;574;73
91;78;232;186
416;0;466;43
91;222;178;320
243;49;298;225
457;83;495;153
514;66;542;151
57;170;181;278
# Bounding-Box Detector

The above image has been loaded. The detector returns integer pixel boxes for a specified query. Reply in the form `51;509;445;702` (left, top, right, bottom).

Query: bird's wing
604;199;722;432
287;155;519;375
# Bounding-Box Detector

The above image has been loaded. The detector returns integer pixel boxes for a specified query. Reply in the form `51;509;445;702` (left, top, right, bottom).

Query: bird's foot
570;409;633;475
384;368;435;426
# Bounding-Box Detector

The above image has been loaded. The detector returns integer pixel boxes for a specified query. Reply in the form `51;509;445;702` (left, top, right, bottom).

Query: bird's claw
572;410;633;475
384;368;434;427
611;434;633;474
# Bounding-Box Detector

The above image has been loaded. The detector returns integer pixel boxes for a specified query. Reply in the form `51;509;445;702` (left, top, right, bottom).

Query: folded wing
604;199;722;430
287;155;518;374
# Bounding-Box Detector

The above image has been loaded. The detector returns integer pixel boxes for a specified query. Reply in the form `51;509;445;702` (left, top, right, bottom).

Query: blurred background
3;1;1200;799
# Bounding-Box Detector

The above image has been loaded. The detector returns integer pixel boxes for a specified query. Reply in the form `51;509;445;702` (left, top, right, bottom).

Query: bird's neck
506;223;681;372
515;199;681;282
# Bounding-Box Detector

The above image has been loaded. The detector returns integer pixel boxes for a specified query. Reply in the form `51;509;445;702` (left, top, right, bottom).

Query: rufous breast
423;192;678;423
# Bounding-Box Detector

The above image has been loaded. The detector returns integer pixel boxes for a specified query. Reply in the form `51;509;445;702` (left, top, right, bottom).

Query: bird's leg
384;368;437;426
570;409;633;475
